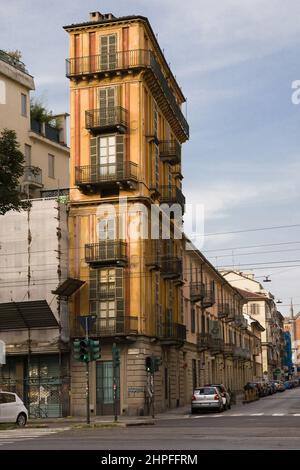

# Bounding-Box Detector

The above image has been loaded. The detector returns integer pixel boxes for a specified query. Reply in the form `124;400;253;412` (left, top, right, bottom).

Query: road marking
0;427;69;447
293;414;300;416
272;413;285;416
250;413;264;416
229;413;244;416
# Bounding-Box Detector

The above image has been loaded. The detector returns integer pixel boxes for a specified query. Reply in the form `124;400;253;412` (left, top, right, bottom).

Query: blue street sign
79;315;97;335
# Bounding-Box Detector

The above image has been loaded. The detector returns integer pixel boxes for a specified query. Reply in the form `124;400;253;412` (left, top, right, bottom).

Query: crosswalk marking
190;413;300;418
272;413;284;416
0;427;69;447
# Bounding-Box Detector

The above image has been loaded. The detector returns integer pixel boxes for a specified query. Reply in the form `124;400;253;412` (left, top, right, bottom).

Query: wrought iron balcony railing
217;303;231;319
156;321;186;343
210;338;224;354
160;256;182;280
190;283;205;303
22;166;43;188
74;315;138;338
85;106;128;133
159;140;181;165
223;343;235;356
159;185;185;212
234;315;248;330
85;241;127;266
197;333;212;351
66;49;189;141
75;161;138;189
202;290;216;308
233;346;251;360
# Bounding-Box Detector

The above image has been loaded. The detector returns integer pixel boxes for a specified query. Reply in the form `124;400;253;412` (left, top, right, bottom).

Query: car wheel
16;413;27;427
218;405;223;413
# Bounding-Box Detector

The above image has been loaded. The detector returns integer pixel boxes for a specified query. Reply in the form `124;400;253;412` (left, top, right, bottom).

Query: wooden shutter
89;268;97;316
116;135;125;177
90;136;98;181
115;268;124;326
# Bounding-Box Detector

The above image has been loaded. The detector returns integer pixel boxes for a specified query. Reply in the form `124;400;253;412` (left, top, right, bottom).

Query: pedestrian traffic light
154;356;162;372
145;356;154;373
79;338;90;362
90;339;101;361
112;344;120;368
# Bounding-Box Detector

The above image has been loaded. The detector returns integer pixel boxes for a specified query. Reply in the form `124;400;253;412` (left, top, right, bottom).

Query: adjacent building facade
221;271;285;379
0;49;70;198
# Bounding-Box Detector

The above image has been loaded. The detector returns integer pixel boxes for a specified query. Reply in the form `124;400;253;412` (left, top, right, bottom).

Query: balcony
233;346;251;361
235;315;248;330
159;185;185;213
145;240;161;270
0;49;27;73
159;140;181;165
85;241;127;267
224;307;235;323
22;166;43;188
157;321;186;345
190;283;205;303
66;50;189;142
75;161;138;192
74;315;138;338
217;303;230;320
210;338;224;354
223;343;235;357
197;333;212;351
202;290;215;308
160;256;182;280
85;107;128;134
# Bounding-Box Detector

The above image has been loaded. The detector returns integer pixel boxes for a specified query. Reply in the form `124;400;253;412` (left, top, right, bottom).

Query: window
0;393;16;403
192;359;197;390
99;136;116;175
99;87;117;125
48;154;55;178
100;34;117;70
21;93;27;116
250;303;260;315
153;104;158;137
0;80;6;104
24;144;31;166
191;307;195;334
89;267;124;320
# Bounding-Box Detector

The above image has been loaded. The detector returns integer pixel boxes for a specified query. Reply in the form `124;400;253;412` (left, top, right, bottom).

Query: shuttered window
89;268;124;325
90;135;125;178
99;87;119;125
100;34;117;70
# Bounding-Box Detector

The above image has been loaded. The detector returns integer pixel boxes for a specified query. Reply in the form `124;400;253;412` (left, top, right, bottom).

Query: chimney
89;11;104;22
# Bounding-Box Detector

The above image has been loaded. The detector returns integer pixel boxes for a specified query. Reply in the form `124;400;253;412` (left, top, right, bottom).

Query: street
1;387;300;450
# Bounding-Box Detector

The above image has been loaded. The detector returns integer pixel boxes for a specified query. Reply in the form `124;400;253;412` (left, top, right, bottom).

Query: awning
51;278;85;298
0;300;59;330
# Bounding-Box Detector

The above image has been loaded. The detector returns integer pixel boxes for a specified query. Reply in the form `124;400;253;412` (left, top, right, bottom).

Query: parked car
0;391;28;426
191;386;224;414
206;384;231;410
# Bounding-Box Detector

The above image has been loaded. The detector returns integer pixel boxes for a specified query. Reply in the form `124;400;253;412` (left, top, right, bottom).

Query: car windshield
196;387;216;395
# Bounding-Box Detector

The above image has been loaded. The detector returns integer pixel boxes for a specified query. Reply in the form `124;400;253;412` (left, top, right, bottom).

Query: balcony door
100;35;117;71
99;87;116;127
99;135;117;178
98;269;117;334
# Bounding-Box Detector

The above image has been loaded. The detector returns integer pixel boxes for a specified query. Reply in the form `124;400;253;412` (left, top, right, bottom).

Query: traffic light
73;339;82;362
112;344;120;368
145;356;154;373
79;338;90;362
154;356;162;372
90;339;101;361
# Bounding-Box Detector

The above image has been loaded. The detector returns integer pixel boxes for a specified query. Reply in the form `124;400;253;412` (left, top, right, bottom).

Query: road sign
79;315;97;335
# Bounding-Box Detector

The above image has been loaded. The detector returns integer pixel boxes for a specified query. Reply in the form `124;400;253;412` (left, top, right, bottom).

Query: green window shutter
115;267;124;299
90;137;98;180
89;268;97;300
116;135;125;176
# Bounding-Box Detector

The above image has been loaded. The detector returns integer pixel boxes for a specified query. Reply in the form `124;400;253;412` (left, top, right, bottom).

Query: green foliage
5;49;22;61
30;98;61;129
0;129;31;215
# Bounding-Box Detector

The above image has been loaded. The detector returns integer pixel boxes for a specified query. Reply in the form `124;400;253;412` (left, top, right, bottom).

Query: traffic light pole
85;317;90;425
151;372;155;419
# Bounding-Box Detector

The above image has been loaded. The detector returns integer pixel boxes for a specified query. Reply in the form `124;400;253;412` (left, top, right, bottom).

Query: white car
191;386;224;414
0;391;28;426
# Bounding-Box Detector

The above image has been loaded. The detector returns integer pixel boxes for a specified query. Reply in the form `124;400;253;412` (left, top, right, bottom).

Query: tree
0;129;31;215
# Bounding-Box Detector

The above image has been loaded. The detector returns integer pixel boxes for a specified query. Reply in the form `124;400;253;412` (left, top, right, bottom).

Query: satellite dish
263;276;271;282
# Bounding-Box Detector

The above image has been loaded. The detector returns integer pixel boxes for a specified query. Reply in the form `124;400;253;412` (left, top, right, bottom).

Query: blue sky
1;0;300;314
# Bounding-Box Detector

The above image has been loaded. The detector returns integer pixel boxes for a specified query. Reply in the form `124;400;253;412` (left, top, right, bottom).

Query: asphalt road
1;387;300;450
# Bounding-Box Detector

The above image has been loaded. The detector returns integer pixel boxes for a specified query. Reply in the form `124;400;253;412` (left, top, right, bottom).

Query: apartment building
0;49;69;198
221;271;285;379
284;308;300;378
64;11;189;416
183;242;264;398
0;198;70;417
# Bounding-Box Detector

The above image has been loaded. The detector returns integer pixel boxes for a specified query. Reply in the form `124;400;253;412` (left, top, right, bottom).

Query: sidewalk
28;405;191;429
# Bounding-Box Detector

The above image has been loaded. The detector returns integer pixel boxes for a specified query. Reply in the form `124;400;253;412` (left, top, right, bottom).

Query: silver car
191;386;224;414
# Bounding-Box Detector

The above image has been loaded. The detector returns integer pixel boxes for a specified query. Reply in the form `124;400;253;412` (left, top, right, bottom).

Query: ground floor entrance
96;360;120;416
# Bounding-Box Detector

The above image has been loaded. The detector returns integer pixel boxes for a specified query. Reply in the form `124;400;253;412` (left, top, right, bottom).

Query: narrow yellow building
64;11;189;416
